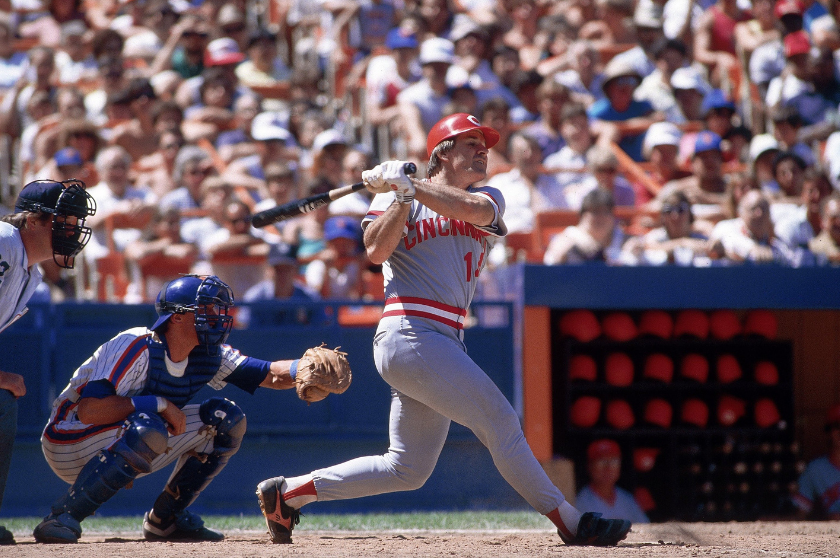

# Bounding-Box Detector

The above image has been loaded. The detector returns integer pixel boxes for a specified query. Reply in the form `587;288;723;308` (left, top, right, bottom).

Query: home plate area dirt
4;521;839;557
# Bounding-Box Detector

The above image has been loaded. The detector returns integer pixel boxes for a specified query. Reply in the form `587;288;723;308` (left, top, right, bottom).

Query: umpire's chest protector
142;338;222;407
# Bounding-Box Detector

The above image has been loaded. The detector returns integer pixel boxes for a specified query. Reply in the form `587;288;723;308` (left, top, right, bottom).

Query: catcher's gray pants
311;316;566;515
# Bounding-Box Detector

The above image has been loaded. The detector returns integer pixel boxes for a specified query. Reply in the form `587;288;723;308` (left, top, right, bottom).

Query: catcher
32;274;350;544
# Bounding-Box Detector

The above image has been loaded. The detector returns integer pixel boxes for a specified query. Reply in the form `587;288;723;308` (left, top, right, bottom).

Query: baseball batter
256;113;632;546
0;179;95;546
32;274;350;544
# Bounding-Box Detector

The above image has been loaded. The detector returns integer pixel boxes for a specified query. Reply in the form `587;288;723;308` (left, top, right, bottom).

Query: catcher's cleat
142;510;224;542
33;513;82;544
559;512;631;546
256;476;300;544
0;525;15;545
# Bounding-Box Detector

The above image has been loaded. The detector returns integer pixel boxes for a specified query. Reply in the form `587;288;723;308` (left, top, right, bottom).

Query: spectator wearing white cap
309;128;349;189
397;37;455;160
223;110;298;196
670;66;712;122
635;122;689;205
749;133;782;193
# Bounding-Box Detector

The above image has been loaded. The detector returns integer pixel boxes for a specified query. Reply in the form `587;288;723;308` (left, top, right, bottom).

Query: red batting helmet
681;398;710;427
717;395;746;426
644;398;673;428
587;438;621;462
570;396;602;427
743;309;778;339
559;310;601;342
716;354;743;383
643;353;674;383
754;361;779;385
638;310;673;338
709;309;741;340
426;113;500;157
605;352;634;386
633;448;660;472
754;398;782;428
605;399;635;429
673;309;710;338
634;487;656;512
569;354;598;382
680;353;709;383
602;312;638;341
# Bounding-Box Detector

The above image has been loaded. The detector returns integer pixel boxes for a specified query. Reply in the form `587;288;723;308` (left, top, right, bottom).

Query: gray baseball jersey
309;186;567;515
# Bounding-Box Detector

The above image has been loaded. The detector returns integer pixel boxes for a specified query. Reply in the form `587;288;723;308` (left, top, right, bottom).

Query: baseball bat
251;162;417;228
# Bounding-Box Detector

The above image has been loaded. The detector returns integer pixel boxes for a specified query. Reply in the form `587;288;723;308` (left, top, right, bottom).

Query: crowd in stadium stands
3;0;840;307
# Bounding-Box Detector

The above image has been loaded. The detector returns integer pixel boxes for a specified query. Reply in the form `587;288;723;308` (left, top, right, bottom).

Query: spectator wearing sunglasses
625;191;720;266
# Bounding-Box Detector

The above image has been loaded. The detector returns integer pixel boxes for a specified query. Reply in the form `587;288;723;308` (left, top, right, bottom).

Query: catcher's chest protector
142;338;222;407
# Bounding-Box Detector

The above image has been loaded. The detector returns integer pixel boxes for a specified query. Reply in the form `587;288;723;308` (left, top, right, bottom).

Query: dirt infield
3;521;839;557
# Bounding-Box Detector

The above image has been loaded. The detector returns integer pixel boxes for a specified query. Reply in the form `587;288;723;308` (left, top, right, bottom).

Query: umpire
0;179;96;545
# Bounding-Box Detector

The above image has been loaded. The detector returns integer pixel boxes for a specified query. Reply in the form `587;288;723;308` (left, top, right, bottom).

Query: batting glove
381;161;415;205
362;166;389;194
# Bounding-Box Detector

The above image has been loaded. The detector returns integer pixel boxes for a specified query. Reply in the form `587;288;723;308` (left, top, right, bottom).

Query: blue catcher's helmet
152;275;234;351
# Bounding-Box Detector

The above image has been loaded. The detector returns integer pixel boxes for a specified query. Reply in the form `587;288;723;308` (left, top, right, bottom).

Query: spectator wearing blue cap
655;131;729;216
51;147;84;181
678;89;736;164
360;25;420;158
305;215;366;299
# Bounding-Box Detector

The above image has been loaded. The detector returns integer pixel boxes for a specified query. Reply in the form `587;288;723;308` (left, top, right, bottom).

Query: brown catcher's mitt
296;344;352;403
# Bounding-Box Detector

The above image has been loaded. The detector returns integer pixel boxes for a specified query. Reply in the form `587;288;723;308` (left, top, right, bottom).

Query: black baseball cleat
559;512;631;546
0;525;15;545
256;476;300;544
142;510;224;542
33;513;82;544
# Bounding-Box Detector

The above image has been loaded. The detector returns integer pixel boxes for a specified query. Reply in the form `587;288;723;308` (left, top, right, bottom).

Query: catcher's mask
14;179;97;269
152;275;234;354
